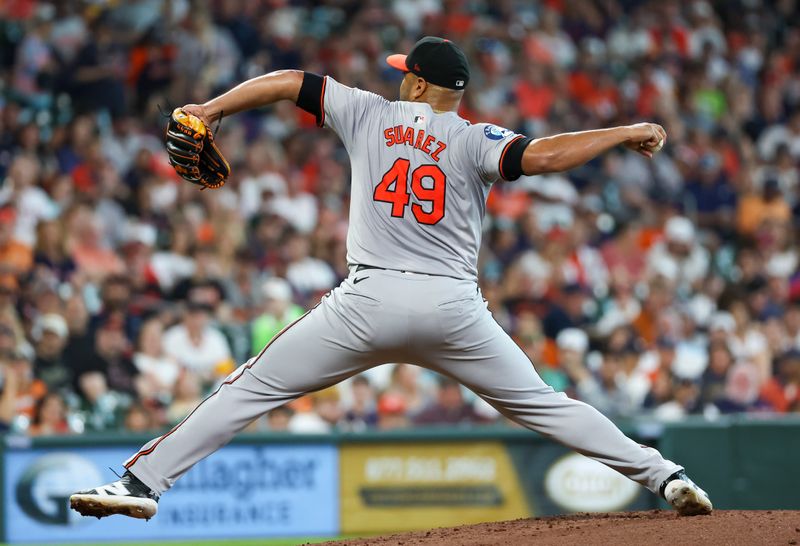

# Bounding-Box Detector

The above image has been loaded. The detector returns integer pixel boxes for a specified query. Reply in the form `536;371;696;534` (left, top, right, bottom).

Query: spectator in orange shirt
737;178;791;236
0;207;33;275
514;64;556;121
633;277;675;347
5;347;48;425
67;207;125;281
761;350;800;413
28;392;71;436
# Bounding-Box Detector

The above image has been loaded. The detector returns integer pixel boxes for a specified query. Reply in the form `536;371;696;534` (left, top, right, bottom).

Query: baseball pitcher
71;37;712;520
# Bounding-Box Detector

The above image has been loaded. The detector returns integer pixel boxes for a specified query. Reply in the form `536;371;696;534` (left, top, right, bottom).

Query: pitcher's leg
125;296;372;494
434;310;680;493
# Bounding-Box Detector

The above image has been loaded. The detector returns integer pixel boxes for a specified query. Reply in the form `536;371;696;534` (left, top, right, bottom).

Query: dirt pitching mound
320;510;800;546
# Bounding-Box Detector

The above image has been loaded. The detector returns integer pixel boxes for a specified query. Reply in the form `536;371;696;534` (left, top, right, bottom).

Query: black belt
355;264;386;272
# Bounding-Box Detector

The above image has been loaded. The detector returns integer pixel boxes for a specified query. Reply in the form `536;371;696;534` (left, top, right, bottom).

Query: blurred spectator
413;377;489;426
543;283;591;339
0;0;799;435
2;156;58;248
265;406;294;432
166;371;203;425
89;274;140;342
284;230;337;297
68;207;125;280
342;375;378;432
34;218;76;281
595;269;641;337
547;327;588;392
377;392;410;431
5;348;47;429
757;110;800;161
685;153;736;232
711;362;768;414
737;178;792;236
85;318;140;396
149;229;195;294
649;378;701;421
162;301;234;385
385;364;433;417
31;313;71;392
133;318;180;401
124;402;157;433
62;293;95;392
565;341;648;419
251;277;304;354
0;278;24;348
11;4;56;107
0;350;20;432
647;216;709;290
288;388;343;433
28;392;71;436
69;14;127;117
633;277;676;347
761;350;800;412
76;371;129;431
0;206;33;275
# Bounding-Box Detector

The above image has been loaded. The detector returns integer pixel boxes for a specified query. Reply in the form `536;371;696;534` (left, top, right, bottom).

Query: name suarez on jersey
383;125;447;162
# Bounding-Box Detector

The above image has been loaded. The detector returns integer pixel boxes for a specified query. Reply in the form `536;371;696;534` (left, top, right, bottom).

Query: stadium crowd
1;0;799;437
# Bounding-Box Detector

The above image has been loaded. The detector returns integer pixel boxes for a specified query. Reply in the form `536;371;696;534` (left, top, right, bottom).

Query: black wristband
499;136;533;181
296;72;326;127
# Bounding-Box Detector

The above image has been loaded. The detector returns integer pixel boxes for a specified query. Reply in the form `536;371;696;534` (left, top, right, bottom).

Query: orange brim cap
386;54;409;72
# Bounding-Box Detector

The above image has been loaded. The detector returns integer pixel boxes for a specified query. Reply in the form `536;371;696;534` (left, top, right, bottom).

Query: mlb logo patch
414;115;426;123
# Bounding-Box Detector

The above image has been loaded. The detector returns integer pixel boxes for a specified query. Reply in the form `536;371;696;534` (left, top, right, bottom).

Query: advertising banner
505;442;655;516
3;443;339;543
340;440;654;534
340;441;530;534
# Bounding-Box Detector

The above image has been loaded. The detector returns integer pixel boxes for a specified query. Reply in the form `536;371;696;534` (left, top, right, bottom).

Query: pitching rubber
665;480;713;516
69;494;158;520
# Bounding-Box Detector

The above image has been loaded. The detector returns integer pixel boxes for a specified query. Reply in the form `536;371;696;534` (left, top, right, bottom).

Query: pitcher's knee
484;385;571;415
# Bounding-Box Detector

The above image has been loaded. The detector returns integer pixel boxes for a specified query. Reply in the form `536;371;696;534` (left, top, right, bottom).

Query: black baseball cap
387;36;470;90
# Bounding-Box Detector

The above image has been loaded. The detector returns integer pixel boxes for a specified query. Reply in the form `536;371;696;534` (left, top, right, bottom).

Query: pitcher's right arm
520;123;667;175
470;121;666;184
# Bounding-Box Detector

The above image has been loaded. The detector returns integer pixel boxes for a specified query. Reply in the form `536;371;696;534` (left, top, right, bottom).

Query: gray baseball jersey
120;74;682;504
323;76;520;281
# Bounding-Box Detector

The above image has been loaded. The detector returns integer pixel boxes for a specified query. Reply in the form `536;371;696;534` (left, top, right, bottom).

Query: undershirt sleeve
499;136;533;181
295;72;325;127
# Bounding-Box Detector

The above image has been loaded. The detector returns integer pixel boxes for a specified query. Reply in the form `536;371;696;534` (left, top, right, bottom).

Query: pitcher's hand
624;122;666;158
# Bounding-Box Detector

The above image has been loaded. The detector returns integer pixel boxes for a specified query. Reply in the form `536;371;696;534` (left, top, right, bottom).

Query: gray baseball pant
125;268;680;494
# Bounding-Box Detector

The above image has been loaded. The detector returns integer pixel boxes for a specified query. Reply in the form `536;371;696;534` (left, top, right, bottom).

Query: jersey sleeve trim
296;72;326;127
499;135;533;181
319;76;327;128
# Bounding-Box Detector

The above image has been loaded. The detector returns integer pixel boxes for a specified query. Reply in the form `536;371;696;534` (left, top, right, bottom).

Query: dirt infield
321;510;800;545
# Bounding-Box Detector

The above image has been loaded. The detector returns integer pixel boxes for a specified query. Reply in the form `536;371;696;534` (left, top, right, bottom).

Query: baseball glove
165;108;230;190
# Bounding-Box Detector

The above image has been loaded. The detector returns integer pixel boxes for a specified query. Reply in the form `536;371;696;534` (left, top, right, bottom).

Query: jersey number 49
373;158;446;225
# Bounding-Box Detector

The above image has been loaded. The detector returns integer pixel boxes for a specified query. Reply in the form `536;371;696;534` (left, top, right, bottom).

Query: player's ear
411;77;427;101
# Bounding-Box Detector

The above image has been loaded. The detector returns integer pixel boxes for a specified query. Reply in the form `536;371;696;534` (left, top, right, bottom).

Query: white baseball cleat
70;471;159;520
661;470;713;516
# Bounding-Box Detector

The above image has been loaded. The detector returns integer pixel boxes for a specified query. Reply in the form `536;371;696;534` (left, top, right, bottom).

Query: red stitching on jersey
124;310;312;470
318;76;327;128
498;135;524;181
